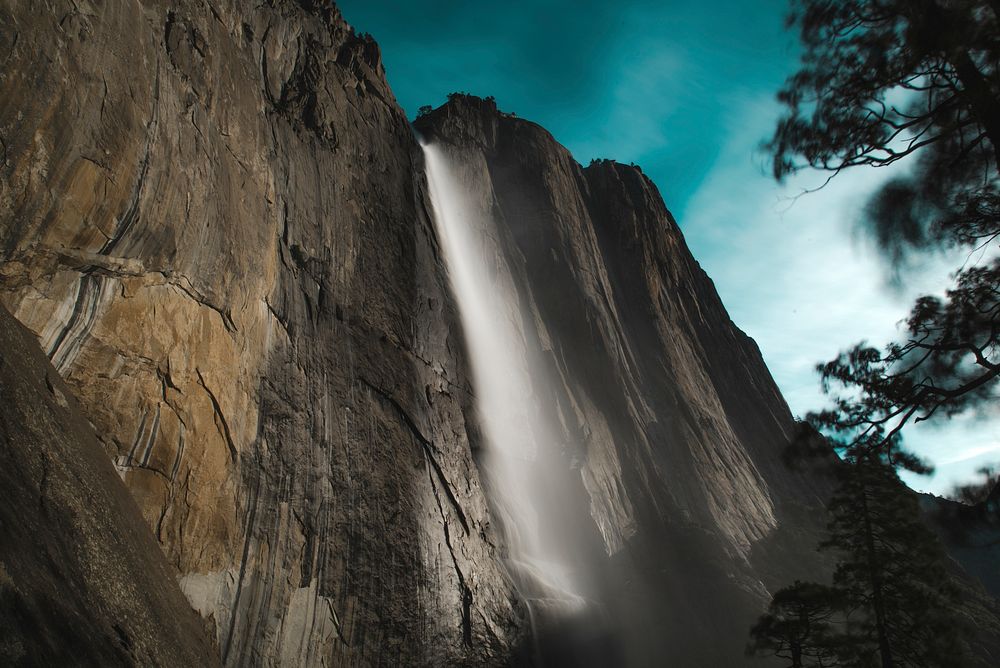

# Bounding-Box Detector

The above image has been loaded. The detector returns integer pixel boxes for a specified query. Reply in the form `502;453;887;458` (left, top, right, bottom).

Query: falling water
421;141;587;644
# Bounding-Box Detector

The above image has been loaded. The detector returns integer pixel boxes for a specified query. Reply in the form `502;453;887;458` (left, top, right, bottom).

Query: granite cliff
0;1;954;666
0;302;219;665
414;97;831;666
1;1;518;664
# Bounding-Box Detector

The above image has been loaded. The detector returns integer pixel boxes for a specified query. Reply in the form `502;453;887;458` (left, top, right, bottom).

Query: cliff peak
415;96;663;196
414;93;553;151
0;2;946;665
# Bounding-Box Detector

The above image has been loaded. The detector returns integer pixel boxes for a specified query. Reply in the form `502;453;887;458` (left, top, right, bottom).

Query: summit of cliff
414;90;837;665
2;2;996;666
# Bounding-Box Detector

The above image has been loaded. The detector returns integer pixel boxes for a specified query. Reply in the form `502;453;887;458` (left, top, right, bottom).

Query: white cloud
680;92;991;495
565;43;688;164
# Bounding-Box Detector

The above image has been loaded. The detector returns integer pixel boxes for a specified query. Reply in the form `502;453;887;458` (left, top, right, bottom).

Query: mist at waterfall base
422;141;624;665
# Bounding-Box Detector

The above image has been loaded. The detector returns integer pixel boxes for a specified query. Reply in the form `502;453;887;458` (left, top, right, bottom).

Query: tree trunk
918;0;1000;168
791;641;803;668
859;476;894;668
950;48;1000;170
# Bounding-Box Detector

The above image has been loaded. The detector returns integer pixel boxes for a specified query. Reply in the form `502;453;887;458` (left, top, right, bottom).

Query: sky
338;0;999;496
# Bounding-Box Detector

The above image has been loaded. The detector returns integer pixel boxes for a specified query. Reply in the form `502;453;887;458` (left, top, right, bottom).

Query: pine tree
759;3;990;662
823;458;966;668
750;456;968;667
772;0;1000;466
747;581;844;667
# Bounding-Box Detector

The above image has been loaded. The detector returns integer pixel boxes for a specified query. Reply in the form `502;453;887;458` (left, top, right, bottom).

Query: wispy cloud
682;93;986;495
938;443;1000;467
563;44;688;163
341;0;996;495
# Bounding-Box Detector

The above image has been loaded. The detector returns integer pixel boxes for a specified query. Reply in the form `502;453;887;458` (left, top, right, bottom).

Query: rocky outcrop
5;3;970;667
0;304;219;666
415;95;832;666
0;2;519;665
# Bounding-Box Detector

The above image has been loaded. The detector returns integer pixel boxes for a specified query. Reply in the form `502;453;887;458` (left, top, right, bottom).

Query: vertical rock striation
1;2;520;664
415;95;832;665
0;304;219;666
0;2;926;667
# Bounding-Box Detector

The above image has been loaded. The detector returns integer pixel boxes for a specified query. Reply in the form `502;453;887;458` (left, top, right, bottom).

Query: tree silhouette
772;0;1000;471
806;261;1000;473
747;581;844;667
772;0;1000;179
757;4;991;663
823;458;966;667
950;465;1000;531
952;465;1000;507
750;457;969;667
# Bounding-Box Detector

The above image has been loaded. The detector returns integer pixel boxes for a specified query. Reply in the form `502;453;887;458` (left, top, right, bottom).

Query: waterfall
421;140;586;625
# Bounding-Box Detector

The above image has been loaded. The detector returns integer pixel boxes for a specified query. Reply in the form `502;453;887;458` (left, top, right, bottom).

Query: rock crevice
0;4;844;666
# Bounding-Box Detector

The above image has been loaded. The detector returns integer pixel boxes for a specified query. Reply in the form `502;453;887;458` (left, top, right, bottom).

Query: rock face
415;96;832;666
0;304;219;666
0;1;850;666
1;2;519;665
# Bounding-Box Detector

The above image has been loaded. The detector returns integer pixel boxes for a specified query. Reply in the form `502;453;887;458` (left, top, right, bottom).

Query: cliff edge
0;304;219;666
415;94;832;665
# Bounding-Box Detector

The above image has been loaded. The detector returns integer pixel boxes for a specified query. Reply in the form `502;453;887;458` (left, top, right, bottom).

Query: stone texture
0;2;520;665
0;2;830;663
415;95;833;666
0;303;219;666
4;3;991;667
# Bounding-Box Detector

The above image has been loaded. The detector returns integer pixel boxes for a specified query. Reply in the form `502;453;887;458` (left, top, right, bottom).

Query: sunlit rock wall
0;304;219;666
0;2;521;664
2;1;836;665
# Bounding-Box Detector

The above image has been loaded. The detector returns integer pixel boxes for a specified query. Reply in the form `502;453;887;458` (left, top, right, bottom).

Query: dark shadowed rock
415;94;834;666
0;304;219;666
2;2;994;666
920;494;1000;664
1;1;519;664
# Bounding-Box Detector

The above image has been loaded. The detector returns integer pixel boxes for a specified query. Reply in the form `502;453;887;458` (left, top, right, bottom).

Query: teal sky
339;0;1000;496
340;0;793;218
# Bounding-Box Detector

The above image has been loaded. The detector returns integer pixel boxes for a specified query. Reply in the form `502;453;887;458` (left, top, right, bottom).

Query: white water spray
421;141;585;616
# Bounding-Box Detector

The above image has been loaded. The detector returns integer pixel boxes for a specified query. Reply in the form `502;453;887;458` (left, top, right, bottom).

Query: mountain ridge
2;2;992;666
